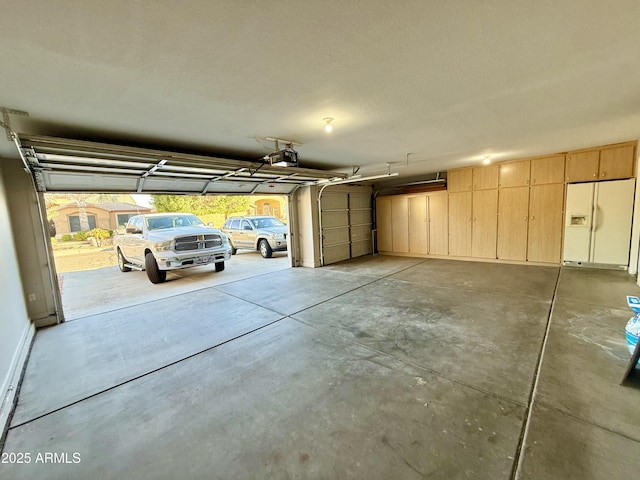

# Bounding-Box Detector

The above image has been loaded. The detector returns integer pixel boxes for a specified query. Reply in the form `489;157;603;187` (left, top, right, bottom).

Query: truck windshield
250;217;286;228
147;215;204;230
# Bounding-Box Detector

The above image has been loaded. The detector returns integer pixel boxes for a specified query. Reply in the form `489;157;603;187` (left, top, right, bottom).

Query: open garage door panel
15;134;346;194
320;188;373;265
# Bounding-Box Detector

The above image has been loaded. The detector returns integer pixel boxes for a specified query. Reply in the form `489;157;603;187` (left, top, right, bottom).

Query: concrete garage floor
2;256;640;479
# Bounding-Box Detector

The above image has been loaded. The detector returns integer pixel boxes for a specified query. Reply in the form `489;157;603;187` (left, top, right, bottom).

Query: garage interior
1;2;640;479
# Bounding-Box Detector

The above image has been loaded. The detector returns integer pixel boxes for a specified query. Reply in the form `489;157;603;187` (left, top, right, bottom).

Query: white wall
0;158;35;437
295;186;321;268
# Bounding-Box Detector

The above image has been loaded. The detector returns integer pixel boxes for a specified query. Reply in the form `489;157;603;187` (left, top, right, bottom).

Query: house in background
249;196;287;221
51;202;152;236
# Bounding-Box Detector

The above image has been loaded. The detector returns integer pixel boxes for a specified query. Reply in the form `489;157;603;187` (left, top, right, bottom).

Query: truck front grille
175;234;222;251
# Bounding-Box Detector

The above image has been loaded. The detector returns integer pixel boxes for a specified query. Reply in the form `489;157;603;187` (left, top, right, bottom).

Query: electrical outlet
28;293;36;302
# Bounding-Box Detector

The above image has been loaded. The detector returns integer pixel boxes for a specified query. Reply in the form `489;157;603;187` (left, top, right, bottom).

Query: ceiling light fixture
483;156;491;165
323;117;334;133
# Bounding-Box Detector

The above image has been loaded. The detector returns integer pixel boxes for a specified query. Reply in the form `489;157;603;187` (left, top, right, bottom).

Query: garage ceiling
1;1;640;187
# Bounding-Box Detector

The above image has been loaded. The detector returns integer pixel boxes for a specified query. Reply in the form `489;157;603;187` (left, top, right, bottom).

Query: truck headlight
273;233;285;240
154;240;173;251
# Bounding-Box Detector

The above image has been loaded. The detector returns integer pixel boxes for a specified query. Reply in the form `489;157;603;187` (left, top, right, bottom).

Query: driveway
58;250;290;321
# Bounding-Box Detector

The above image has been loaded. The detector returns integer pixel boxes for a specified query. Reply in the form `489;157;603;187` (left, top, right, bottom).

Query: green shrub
73;231;88;241
61;234;72;242
88;228;111;240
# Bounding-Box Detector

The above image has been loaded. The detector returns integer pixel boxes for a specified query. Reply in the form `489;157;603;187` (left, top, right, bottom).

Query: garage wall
0;158;35;438
1;159;60;327
295;186;321;268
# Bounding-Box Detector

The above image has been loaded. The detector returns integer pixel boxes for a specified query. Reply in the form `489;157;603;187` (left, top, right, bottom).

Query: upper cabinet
566;143;635;183
499;160;530;188
472;164;499;190
565;150;600;182
448;169;473;192
530;155;565;185
599;144;635;180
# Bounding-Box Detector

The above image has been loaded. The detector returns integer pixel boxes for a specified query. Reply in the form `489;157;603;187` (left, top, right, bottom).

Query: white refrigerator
563;179;635;269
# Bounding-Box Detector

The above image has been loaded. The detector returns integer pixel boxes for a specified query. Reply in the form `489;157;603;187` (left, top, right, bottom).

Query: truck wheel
145;252;167;284
117;248;131;272
215;262;225;272
259;239;273;258
230;243;237;255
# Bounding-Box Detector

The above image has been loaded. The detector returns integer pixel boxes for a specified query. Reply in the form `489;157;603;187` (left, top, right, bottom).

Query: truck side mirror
126;226;142;234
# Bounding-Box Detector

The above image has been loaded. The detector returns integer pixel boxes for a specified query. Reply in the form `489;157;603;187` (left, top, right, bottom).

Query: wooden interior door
497;187;529;261
528;184;564;263
408;195;428;254
448;192;472;256
471;189;498;258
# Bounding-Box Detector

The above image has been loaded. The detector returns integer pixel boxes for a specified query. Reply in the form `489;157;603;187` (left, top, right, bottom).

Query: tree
151;195;250;219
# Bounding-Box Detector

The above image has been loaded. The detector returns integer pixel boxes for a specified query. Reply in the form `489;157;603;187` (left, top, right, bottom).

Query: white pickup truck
113;213;232;284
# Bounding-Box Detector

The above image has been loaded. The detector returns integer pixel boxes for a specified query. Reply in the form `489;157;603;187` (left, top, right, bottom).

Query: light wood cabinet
428;193;448;255
408;196;428;254
565;150;600;182
391;196;409;253
448;169;472;192
527;184;564;263
376;196;393;252
530;155;565;185
472;190;498;258
448;192;472;256
599;144;635;180
497;187;529;261
566;145;635;183
472;164;499;190
499;161;530;188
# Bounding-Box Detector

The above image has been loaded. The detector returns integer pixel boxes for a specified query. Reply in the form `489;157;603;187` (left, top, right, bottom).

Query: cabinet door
428;193;448;255
448;192;472;256
599;144;635;180
499;161;530;188
448;169;473;192
376;196;393;252
565;150;599;183
530;155;565;185
391;196;409;253
471;189;498;259
472;164;499;190
528;184;564;263
497;187;529;261
408;196;428;254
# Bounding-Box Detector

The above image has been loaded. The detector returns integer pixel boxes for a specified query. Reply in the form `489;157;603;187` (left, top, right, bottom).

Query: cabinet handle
601;172;606;177
532;178;536;184
530;216;535;221
592;172;597;177
523;216;528;221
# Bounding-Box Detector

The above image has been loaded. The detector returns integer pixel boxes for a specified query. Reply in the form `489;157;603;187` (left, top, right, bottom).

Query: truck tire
215;262;225;272
117;248;132;272
230;242;237;255
259;239;273;258
145;252;167;284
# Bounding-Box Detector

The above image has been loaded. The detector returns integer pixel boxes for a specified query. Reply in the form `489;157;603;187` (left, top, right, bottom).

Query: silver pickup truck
113;213;232;284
